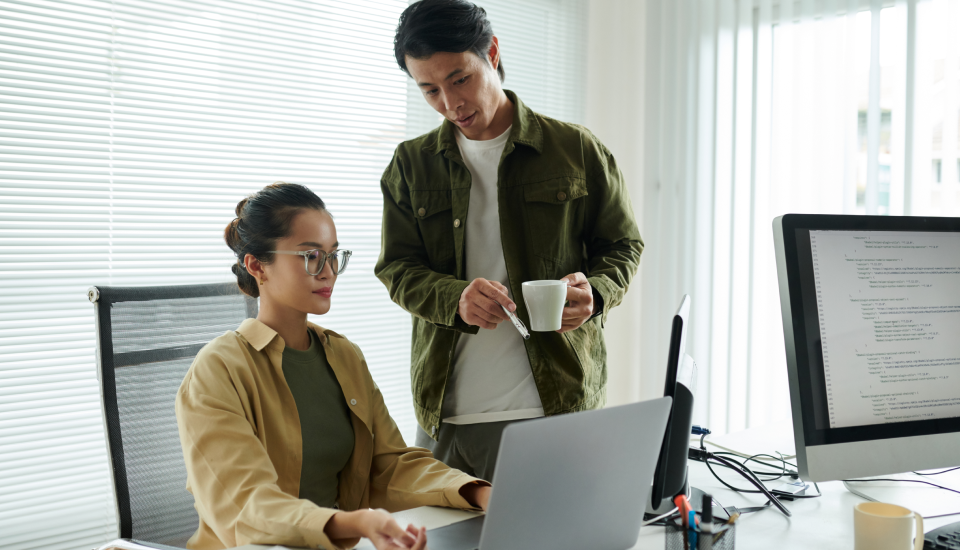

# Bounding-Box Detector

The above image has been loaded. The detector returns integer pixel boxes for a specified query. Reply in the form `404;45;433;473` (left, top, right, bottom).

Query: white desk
237;422;960;550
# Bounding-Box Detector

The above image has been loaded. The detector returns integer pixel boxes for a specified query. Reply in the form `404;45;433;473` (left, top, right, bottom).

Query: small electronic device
770;480;810;500
773;214;960;483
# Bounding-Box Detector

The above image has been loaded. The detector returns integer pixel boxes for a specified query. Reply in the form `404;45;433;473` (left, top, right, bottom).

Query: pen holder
665;518;735;550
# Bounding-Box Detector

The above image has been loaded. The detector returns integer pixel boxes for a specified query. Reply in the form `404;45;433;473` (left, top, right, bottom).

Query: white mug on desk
854;502;924;550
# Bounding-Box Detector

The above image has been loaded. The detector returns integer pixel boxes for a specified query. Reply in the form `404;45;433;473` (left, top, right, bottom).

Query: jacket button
418;207;426;217
350;399;357;406
557;191;567;201
454;219;461;228
431;426;437;435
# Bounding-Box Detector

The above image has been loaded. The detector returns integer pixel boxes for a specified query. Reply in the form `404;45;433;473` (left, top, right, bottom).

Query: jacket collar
236;318;369;429
423;89;543;156
236;317;335;352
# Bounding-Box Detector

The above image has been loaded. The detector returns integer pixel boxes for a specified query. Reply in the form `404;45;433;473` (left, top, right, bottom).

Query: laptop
425;396;673;550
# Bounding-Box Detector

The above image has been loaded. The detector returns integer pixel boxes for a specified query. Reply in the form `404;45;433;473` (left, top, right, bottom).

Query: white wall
584;0;655;407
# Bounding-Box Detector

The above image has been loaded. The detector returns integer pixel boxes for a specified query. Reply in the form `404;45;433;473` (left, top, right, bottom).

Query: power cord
842;478;960;497
689;426;824;518
641;506;678;527
914;467;960;476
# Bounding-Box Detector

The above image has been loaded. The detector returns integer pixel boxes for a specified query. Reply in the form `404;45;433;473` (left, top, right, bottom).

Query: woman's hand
459;482;492;511
325;509;426;550
363;509;427;550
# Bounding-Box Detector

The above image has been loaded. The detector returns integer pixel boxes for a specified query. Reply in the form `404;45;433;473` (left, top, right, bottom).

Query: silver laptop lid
479;396;673;550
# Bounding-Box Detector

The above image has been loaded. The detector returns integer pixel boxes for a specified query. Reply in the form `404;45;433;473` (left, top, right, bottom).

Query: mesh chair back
90;283;257;547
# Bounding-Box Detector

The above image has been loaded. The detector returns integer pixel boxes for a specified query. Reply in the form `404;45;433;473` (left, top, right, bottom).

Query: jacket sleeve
352;343;489;510
373;148;478;334
581;132;644;327
175;348;347;550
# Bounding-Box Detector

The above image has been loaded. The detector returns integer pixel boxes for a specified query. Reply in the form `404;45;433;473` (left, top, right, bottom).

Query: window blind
0;1;410;549
0;1;588;549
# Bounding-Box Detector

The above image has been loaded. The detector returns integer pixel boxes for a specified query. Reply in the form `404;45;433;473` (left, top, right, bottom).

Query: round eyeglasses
270;249;352;276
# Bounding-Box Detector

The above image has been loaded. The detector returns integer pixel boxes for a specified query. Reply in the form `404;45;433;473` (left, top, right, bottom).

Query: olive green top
281;328;355;508
375;90;644;439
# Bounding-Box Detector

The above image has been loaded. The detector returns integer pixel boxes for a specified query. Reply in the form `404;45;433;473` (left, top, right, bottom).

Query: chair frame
89;282;258;540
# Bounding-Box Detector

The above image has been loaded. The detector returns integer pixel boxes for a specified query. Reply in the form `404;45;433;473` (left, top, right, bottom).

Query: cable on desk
913;466;960;476
641;507;679;527
709;451;799;480
700;452;794;517
842;478;960;497
689;429;827;518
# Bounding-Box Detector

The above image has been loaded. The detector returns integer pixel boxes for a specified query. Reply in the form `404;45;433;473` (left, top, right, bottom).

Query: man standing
375;0;643;481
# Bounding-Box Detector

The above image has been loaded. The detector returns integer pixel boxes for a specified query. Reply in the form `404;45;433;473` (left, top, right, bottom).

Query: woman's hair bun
230;261;259;298
234;197;249;218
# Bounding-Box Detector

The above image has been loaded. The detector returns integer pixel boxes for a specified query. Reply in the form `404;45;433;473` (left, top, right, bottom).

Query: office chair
89;283;258;548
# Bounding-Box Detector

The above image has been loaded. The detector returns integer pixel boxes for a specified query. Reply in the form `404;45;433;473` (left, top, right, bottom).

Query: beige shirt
175;318;485;550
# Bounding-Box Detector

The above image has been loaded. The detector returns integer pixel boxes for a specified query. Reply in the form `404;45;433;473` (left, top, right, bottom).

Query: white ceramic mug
521;280;568;331
854;502;924;550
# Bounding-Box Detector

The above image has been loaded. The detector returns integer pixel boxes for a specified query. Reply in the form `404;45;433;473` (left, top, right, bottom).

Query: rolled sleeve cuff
432;279;480;334
299;507;354;550
442;474;491;511
587;276;617;328
589;286;605;321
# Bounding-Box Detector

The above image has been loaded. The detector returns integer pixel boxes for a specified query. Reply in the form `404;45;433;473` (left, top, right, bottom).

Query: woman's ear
244;254;266;283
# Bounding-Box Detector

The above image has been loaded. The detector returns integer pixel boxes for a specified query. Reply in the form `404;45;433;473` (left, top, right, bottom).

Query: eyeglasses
270;249;353;276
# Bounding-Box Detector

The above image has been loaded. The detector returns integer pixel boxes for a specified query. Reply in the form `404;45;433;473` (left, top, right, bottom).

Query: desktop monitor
647;294;699;515
774;214;960;482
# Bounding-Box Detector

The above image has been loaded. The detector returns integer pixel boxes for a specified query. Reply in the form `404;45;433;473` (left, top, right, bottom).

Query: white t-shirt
441;125;545;425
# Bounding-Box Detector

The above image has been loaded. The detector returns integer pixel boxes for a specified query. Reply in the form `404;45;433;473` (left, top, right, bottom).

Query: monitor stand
645;468;725;520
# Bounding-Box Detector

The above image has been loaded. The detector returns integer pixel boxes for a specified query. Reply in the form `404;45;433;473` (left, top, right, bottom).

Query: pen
674;494;697;526
688;510;698;549
497;301;530;340
701;492;713;535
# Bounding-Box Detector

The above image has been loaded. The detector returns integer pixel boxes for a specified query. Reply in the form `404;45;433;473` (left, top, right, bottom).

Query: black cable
691;434;821;517
707;453;793;517
913;467;960;476
706;452;795;489
710;453;790;479
689;428;818;518
843;478;960;497
709;450;800;477
705;455;762;494
739;452;797;480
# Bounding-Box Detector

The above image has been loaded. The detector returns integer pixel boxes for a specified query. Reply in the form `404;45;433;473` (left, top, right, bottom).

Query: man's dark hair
394;0;505;83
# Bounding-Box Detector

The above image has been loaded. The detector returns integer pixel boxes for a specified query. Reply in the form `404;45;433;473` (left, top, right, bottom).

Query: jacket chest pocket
522;177;588;263
411;191;456;273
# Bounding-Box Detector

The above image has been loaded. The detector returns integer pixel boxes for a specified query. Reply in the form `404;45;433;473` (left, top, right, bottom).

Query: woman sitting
176;182;490;550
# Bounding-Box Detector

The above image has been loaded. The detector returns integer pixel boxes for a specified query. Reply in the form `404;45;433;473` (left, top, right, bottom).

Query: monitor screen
777;215;960;451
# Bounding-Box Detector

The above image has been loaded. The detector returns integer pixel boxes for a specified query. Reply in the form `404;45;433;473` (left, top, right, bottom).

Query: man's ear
488;36;501;70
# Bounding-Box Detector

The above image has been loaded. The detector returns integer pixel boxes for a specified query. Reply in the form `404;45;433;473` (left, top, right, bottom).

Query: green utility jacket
375;91;643;439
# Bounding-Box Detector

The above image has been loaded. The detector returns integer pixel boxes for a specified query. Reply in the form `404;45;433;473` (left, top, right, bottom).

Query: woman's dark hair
224;182;326;298
394;0;505;83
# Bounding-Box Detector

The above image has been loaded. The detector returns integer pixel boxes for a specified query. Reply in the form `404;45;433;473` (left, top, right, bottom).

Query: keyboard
925;520;960;549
